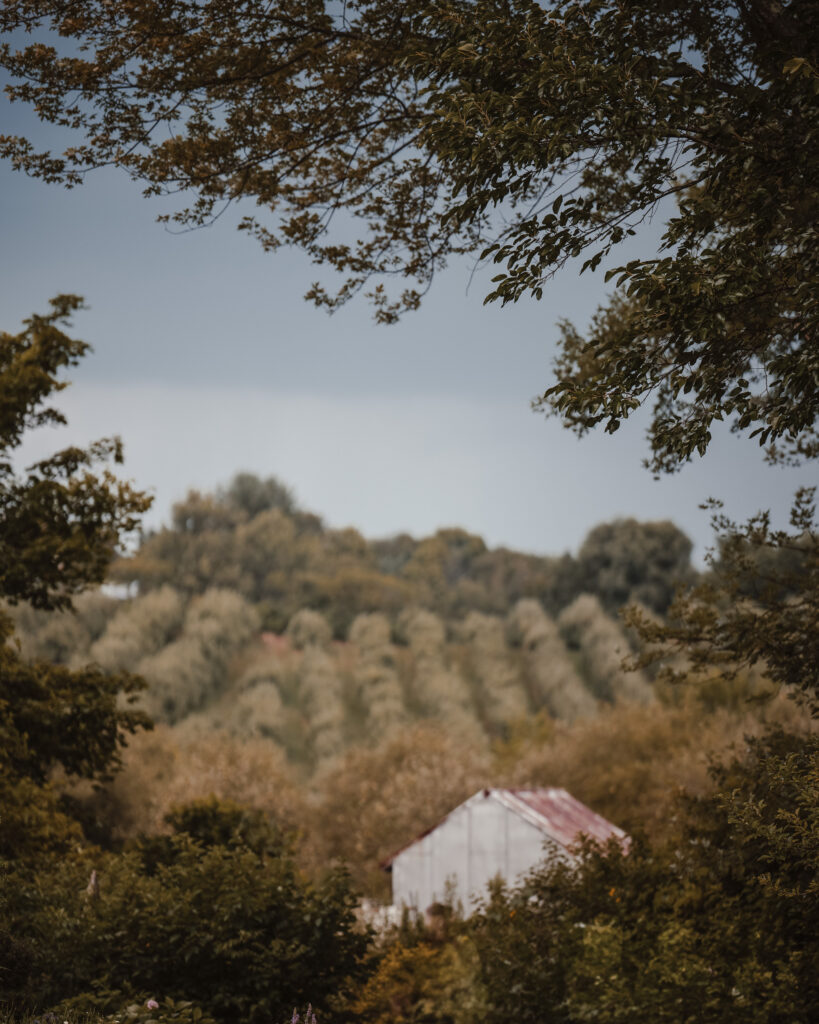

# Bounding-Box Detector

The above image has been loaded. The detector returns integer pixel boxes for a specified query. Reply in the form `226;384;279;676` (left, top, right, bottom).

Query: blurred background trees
15;467;812;782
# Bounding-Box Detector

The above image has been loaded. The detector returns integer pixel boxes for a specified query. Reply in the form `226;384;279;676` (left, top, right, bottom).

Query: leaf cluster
2;3;816;469
0;296;151;610
626;487;819;712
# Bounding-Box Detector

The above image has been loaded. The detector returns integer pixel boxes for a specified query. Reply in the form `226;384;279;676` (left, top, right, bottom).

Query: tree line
102;470;695;635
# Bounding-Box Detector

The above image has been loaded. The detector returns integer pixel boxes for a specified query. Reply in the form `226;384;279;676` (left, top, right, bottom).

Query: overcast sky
1;89;810;566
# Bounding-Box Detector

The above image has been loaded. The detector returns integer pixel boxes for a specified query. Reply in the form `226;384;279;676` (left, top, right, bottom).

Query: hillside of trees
109;472;695;629
7;473;702;775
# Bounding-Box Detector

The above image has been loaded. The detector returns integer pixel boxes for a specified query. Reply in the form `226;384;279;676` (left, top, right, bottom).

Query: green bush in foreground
3;800;369;1024
473;729;819;1024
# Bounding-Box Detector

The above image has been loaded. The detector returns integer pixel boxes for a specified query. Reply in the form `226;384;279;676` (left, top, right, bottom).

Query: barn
383;787;626;913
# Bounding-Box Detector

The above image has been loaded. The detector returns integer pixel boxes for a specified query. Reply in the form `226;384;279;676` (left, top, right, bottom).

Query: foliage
7;589;117;667
4;801;370;1024
576;519;695;615
627;488;819;711
558;593;653;705
221;472;298;520
79;725;302;845
0;299;152;866
349;613;408;735
507;598;596;721
350;933;484;1024
99;472;694;635
421;0;819;472
0;296;150;610
473;728;819;1024
287;609;333;650
399;609;480;737
499;699;809;842
157;796;293;859
458;611;528;731
0;616;146;788
2;5;817;470
135;589;259;723
90;587;185;673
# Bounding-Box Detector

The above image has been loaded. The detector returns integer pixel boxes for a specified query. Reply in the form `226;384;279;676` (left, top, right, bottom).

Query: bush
5;801;370;1024
473;729;819;1024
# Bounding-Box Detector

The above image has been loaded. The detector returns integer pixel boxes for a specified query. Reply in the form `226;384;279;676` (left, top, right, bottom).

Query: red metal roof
494;788;627;849
381;787;626;868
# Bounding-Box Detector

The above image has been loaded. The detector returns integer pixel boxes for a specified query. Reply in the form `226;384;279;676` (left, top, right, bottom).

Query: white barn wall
391;790;566;912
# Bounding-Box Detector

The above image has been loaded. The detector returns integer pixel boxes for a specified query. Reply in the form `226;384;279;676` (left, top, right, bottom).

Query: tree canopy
0;297;152;859
0;295;150;610
1;0;817;472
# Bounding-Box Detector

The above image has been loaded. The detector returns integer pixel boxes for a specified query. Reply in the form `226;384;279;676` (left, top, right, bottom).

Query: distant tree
222;472;298;519
301;645;347;763
370;534;419;577
225;658;288;744
9;601;92;666
136;589;259;723
289;610;346;763
90;585;185;671
507;599;597;721
170;490;244;535
402;530;488;611
87;725;301;842
559;594;653;705
399;608;481;737
576;519;695;615
349;613;408;734
304;565;417;639
287;608;334;651
460;611;529;731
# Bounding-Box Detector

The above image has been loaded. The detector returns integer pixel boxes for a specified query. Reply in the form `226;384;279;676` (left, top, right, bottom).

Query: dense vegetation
9;471;699;773
4;310;813;1023
108;472;694;631
0;307;369;1024
2;0;817;1019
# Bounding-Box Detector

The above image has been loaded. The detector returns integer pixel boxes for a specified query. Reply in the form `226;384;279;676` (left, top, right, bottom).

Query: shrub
474;729;819;1024
6;802;370;1024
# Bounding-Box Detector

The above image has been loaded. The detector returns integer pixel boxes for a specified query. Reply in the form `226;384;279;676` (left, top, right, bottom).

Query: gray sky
1;93;811;565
